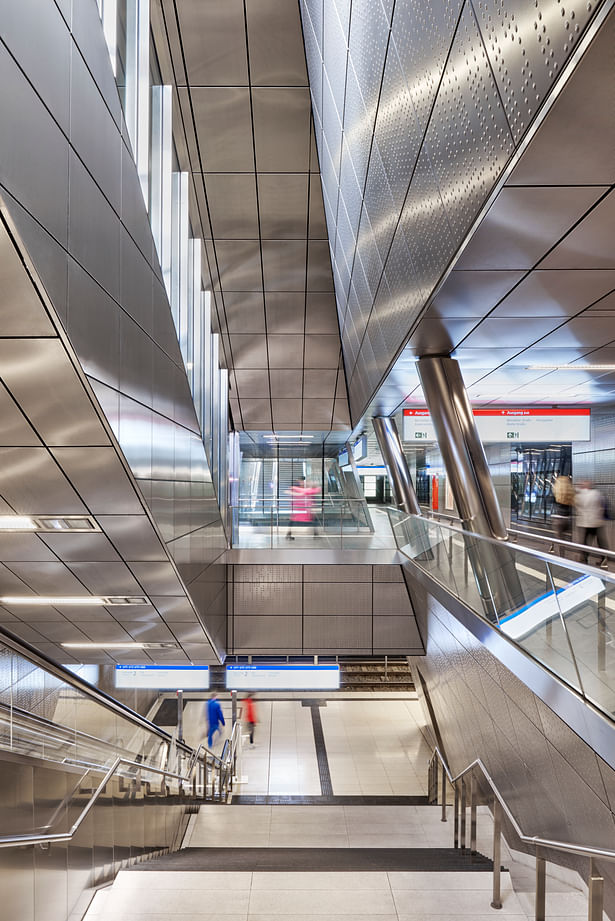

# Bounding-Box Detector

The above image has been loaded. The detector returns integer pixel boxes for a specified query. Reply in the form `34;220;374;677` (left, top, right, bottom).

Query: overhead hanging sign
226;664;340;691
403;408;590;443
115;665;210;690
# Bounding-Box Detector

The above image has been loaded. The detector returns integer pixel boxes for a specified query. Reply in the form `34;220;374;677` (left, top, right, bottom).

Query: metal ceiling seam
0;200;224;663
353;0;615;423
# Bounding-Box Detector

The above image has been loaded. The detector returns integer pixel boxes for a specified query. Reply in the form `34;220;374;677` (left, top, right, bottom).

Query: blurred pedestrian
206;692;225;748
575;480;610;568
286;476;320;540
243;693;257;745
551;474;575;555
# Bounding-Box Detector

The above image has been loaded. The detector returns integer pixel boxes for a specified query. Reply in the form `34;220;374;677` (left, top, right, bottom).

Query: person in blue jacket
207;692;225;748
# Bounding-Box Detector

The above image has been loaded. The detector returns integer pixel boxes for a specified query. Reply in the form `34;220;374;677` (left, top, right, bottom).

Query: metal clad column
373;416;421;515
417;356;524;618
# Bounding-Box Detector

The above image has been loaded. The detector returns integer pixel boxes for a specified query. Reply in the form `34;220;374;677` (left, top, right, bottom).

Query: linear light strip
527;364;615;371
0;596;148;606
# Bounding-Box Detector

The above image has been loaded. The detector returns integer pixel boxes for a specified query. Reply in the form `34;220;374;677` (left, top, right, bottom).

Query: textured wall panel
303;614;372;651
373;581;414;614
304;580;372;615
303;564;372;582
234;615;302;650
233;581;303;616
232;564;303;583
373;615;423;650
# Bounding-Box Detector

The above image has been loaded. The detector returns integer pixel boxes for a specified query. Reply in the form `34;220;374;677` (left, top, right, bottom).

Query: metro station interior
2;0;615;919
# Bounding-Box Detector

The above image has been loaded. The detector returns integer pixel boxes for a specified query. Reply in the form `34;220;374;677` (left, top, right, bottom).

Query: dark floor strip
230;794;430;805
129;847;494;872
308;703;333;796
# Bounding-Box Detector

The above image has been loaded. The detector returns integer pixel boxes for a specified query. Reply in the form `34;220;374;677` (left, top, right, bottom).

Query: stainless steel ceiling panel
0;447;87;514
540;191;615;270
428;270;525;319
307;241;335;292
374;44;421;210
216;240;263;291
262;241;306;292
272;399;304;424
424;3;514;240
267;335;304;369
391;0;463;131
204;174;259;240
252;88;311;173
302;9;323;119
308;176;329;240
51;447;144;515
87;379;119;439
456;316;563;349
191;88;254;173
407;318;481;356
305;334;340;369
265;292;305;334
259;173;309;240
338;147;363;239
177;0;248;85
303;399;334;427
363;144;398;264
491;270;615;318
66;561;143;596
355;213;383;300
304;368;338;398
0;339;109;447
223;292;266;334
322;2;348;124
240;399;273;428
246;0;308;86
5;561;88;596
0;533;56;562
532;316;615;349
40;532;122;563
455;187;608;271
341;60;373;191
269;370;303;398
119;312;154;409
303;0;323;52
474;0;598;142
118;395;153;480
306;293;340;334
233;370;271;399
0;383;41;446
586;289;615;314
67;258;120;390
129;562;185;596
0;223;55;336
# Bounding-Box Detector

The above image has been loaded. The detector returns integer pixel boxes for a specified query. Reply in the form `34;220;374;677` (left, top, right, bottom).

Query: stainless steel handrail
428;745;611;917
0;623;195;757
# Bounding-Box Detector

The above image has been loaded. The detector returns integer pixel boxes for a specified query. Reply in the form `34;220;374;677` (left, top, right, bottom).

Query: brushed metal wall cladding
362;144;399;264
373;615;423;649
410;586;615;908
473;0;599;141
303;580;372;615
233;615;302;652
373;581;414;614
341;63;373;191
232;564;303;583
303;614;372;652
373;564;404;582
424;3;515;239
323;1;348;125
303;564;372;581
233;581;303;616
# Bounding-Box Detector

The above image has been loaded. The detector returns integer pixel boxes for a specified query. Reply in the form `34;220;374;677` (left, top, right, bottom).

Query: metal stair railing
428;746;612;920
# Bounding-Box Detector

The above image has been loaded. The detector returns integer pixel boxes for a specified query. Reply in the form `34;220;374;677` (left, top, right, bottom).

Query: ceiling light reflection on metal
0;516;36;530
0;515;100;532
527;364;615;371
62;642;177;650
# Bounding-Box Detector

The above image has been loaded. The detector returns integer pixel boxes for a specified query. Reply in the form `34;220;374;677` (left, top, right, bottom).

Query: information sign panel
403;408;590;443
226;664;340;690
115;664;210;690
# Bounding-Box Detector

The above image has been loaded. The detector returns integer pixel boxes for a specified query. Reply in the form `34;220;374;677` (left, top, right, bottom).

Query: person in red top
285;477;320;540
243;693;257;745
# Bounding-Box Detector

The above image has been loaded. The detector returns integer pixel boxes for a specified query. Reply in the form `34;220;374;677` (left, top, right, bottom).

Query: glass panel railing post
454;782;460;848
460;778;467;852
470;771;477;856
597;590;607;673
441;762;447;822
588;857;604;921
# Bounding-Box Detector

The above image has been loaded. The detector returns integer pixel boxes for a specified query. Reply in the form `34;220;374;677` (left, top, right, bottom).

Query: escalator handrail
430;745;615;863
0;623;195;757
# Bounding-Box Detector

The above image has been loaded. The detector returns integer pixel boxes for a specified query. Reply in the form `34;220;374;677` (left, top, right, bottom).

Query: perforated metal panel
233;581;303;616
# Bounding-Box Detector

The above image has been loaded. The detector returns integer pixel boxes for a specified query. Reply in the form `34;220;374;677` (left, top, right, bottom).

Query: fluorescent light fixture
0;596;149;606
526;364;615;371
62;642;176;650
0;516;36;530
263;434;315;438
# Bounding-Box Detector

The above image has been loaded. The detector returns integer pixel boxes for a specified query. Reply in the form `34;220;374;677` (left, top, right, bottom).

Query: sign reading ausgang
115;664;210;690
403;408;590;443
226;664;340;691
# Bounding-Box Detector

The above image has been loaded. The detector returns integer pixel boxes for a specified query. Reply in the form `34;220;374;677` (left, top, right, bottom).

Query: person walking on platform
551;474;575;554
285;476;320;540
243;693;257;745
206;692;225;748
575;480;610;568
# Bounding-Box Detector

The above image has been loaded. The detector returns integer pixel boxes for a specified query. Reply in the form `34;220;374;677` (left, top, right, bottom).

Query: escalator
0;627;239;921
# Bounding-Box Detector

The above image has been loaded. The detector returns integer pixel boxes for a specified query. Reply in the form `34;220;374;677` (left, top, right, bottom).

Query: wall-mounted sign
353;435;368;461
226;664;340;690
403;408;590;443
115;664;210;690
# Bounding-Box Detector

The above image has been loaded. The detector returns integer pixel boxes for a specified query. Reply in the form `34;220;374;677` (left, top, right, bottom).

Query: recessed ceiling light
61;642;177;650
263;434;315;439
0;596;149;606
0;515;100;532
526;364;615;371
